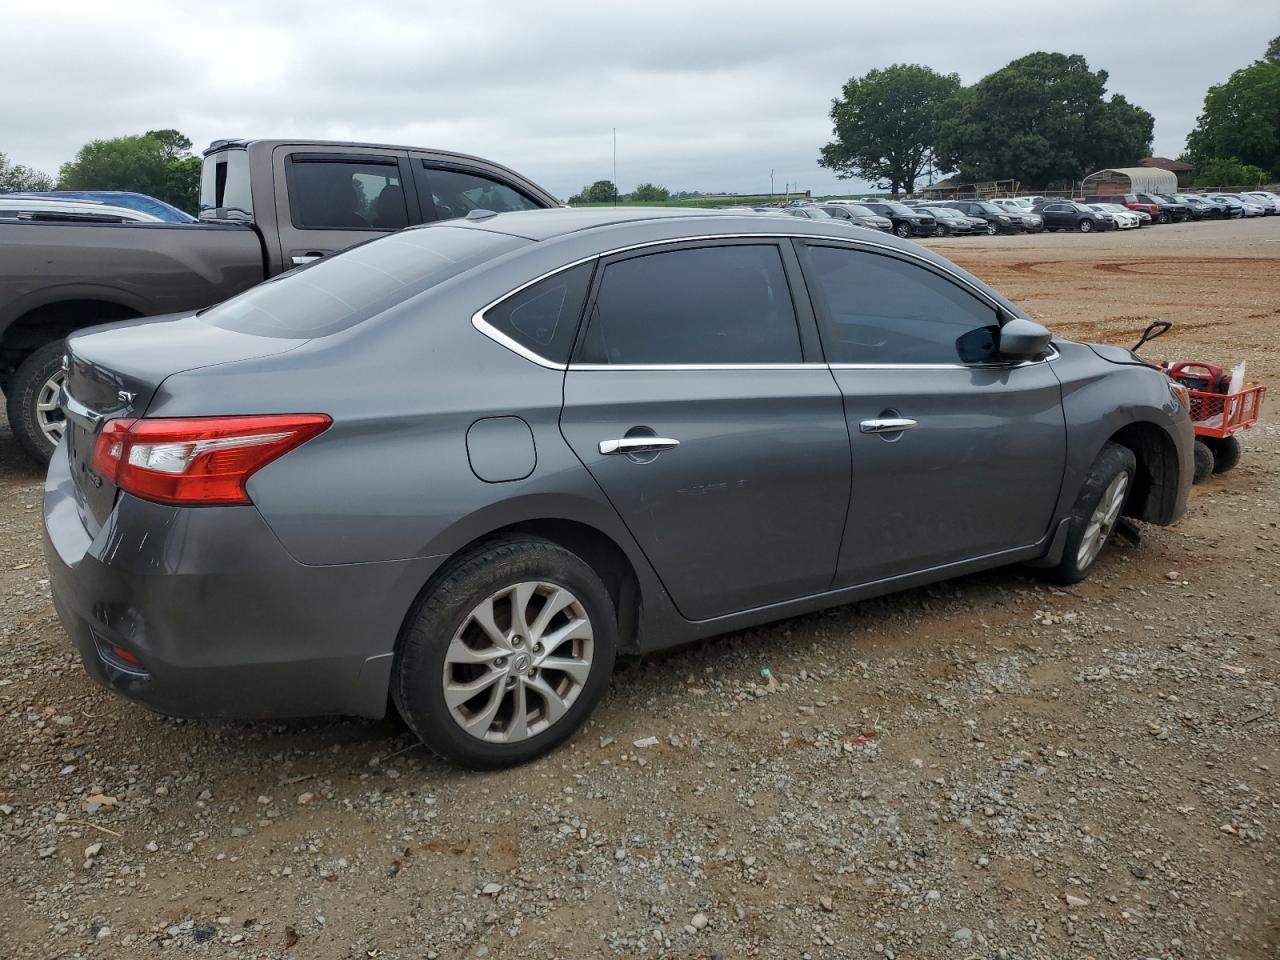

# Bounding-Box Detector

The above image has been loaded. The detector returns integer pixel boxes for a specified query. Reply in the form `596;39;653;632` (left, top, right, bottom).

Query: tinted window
482;262;593;364
577;245;801;365
803;246;999;364
423;165;541;219
289;159;407;230
202;226;526;338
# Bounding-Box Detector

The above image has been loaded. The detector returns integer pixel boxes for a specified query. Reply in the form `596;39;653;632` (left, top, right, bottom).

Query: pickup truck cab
1;139;561;462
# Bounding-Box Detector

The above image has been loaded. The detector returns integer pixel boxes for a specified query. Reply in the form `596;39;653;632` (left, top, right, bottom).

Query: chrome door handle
291;253;324;266
599;437;680;456
860;417;917;434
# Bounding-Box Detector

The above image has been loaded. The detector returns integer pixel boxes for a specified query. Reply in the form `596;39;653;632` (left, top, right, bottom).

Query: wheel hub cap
36;370;67;447
1076;473;1129;570
442;581;594;743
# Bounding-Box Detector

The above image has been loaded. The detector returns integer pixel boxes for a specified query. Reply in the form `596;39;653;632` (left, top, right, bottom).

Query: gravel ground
1;218;1277;960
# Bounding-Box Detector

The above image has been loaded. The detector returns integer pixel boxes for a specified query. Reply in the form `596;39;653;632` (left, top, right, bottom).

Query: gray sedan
44;208;1192;768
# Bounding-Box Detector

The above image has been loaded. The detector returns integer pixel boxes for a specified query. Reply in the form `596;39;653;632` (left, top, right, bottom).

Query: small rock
84;842;103;860
481;882;503;896
297;792;315;806
689;912;709;931
818;896;834;912
952;928;972;943
633;736;659;748
1065;894;1090;908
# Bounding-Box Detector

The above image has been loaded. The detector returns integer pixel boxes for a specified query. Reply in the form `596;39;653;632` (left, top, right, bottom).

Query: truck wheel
1045;442;1137;585
894;222;912;239
1157;211;1170;225
1192;440;1215;484
6;341;68;465
393;536;617;769
1211;435;1241;474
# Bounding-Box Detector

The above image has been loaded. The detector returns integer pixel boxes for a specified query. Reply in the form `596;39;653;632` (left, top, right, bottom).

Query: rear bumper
42;444;443;720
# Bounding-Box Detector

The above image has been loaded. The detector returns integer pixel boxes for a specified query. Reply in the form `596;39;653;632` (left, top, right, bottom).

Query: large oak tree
819;64;961;196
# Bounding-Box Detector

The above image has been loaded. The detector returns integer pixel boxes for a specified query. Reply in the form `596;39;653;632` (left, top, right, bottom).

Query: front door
795;241;1067;587
559;240;851;621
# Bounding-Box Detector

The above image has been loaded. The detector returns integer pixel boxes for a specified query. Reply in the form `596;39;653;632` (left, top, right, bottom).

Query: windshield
838;204;875;217
975;202;1003;215
202;226;526;338
800;207;832;218
878;201;913;215
926;207;958;218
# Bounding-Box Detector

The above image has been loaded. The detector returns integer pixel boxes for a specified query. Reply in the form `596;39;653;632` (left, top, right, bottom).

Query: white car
1208;194;1266;217
1087;203;1141;229
0;196;163;222
1241;191;1280;214
992;197;1039;213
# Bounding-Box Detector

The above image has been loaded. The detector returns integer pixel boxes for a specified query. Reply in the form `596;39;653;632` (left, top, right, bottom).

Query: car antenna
1131;320;1172;354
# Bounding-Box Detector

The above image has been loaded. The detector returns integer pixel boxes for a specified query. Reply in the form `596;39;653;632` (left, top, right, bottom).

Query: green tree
935;52;1153;186
819;64;961;196
58;130;201;213
630;182;670;201
1265;35;1279;65
0;151;54;192
569;180;618;204
1193;156;1269;188
1185;59;1280;177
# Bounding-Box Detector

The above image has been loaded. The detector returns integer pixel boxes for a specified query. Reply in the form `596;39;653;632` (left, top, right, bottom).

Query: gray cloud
4;0;1275;197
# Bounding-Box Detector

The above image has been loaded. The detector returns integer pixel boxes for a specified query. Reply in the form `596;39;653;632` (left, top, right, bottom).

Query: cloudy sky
5;0;1275;199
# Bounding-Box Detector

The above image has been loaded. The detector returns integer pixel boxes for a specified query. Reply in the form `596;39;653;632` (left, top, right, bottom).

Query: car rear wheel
393;536;617;769
6;340;68;465
1045;442;1136;584
894;222;912;239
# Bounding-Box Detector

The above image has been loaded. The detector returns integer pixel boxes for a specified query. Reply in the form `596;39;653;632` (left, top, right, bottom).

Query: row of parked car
735;189;1280;239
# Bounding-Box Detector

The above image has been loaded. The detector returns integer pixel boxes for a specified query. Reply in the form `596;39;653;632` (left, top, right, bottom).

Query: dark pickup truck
0;139;561;462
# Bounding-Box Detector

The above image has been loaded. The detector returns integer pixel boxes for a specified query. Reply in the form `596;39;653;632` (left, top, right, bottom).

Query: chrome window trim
471;231;1041;369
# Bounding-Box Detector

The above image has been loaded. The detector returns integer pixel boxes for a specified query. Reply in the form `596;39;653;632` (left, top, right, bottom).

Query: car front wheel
393;537;617;768
985;223;997;235
1078;219;1094;233
1045;442;1136;584
894;222;912;239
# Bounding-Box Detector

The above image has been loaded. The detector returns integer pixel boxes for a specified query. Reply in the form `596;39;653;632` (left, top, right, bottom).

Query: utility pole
770;169;774;198
612;128;617;207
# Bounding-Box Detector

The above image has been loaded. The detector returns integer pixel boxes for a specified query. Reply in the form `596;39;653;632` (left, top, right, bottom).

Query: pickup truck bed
1;138;560;462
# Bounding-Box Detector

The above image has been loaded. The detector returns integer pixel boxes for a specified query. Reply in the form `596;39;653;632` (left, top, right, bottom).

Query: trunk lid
62;313;307;532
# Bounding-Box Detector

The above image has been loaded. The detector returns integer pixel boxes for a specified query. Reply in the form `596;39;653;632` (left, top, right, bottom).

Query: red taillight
92;414;331;506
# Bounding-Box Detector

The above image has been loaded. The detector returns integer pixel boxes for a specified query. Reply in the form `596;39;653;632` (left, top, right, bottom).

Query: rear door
272;146;416;269
795;240;1066;587
559;239;850;621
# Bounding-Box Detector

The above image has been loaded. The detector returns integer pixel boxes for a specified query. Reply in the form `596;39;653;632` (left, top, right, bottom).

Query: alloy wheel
35;369;67;448
985;223;997;235
1076;472;1129;570
442;581;594;743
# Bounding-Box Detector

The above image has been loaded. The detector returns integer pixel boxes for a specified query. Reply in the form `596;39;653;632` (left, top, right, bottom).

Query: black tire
392;536;617;769
1045;442;1137;585
1078;219;1094;233
894;222;912;239
6;340;67;465
1157;211;1170;225
935;224;949;237
985;222;997;235
1192;439;1215;484
1211;434;1241;474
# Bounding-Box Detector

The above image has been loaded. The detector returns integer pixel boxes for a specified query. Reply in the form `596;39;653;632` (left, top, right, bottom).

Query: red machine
1132;323;1266;484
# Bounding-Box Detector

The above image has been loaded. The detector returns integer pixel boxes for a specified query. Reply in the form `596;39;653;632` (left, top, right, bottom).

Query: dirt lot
1;218;1277;960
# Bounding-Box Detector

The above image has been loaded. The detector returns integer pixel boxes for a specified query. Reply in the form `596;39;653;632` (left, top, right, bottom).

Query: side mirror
998;315;1052;361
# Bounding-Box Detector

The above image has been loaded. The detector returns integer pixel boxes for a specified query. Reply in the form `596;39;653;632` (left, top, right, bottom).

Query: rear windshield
200;150;253;222
202;226;526;338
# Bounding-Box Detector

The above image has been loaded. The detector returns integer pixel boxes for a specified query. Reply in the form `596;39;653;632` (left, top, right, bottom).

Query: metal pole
770;169;774;198
612;128;617;207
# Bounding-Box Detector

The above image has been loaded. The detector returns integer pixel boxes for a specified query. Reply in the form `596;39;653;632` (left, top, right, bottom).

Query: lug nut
532;642;544;654
511;636;525;647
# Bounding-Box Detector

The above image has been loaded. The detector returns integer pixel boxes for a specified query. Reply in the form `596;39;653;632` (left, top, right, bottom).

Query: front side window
423;165;541;219
289;158;407;230
481;262;594;364
803;245;1000;365
576;244;801;365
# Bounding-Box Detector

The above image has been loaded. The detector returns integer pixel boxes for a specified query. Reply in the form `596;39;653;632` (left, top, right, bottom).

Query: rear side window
422;165;542;219
202;227;526;338
576;244;801;365
289;158;408;230
481;262;594;364
803;246;999;365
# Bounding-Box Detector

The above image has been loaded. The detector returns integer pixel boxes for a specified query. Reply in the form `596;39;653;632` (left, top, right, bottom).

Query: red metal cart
1166;361;1267;483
